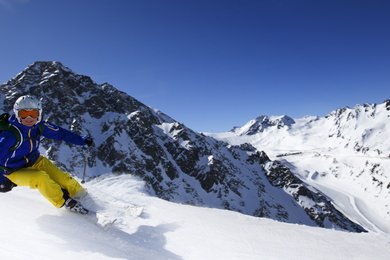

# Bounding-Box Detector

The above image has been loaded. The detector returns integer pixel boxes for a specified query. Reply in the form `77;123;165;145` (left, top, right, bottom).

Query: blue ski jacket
0;115;87;184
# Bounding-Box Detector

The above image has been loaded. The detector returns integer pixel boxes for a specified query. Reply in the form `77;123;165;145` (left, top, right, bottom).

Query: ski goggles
18;109;40;119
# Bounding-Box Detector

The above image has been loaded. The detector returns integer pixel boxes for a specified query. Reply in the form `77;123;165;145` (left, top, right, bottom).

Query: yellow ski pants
5;156;84;208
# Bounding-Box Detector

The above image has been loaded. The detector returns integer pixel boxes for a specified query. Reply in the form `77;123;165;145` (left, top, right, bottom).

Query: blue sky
0;0;389;132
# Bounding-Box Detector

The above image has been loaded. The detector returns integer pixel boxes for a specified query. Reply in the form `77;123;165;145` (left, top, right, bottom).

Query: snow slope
1;174;389;260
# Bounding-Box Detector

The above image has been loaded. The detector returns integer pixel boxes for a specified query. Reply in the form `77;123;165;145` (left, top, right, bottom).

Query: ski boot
64;198;89;215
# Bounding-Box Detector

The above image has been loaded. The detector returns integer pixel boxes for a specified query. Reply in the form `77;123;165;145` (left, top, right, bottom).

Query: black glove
0;178;17;193
84;136;94;147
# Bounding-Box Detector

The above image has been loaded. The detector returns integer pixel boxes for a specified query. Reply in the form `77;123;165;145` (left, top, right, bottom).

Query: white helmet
13;95;43;123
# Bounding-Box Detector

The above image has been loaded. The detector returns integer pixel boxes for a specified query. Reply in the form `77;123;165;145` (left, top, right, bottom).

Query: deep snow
1;174;389;260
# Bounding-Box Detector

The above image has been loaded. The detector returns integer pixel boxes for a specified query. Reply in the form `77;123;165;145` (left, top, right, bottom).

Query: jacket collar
9;114;35;131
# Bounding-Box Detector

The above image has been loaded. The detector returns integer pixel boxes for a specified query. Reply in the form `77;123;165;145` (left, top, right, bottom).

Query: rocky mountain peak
29;60;71;73
11;61;74;85
234;115;295;135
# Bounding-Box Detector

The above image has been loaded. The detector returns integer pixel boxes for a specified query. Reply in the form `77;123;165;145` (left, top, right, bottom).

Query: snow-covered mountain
208;101;390;234
227;102;390;157
231;115;296;135
0;61;365;232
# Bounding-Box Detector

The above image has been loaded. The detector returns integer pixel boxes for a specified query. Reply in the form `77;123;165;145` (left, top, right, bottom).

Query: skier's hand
84;136;94;147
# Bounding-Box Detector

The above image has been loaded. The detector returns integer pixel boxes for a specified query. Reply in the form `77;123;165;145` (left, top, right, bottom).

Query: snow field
1;174;390;260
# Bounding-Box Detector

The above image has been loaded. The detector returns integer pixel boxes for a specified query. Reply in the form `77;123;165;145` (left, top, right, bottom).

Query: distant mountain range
0;61;370;232
224;101;389;157
208;99;390;233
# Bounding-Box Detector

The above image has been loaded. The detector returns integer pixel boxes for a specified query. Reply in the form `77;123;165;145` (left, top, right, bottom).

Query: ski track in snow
1;174;390;260
305;179;385;233
281;151;390;234
0;179;180;260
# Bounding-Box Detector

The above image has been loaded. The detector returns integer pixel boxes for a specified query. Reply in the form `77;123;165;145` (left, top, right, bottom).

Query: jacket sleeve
41;121;86;146
0;131;17;161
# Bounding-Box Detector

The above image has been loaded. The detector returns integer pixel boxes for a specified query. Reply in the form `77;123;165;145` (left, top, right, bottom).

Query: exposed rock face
262;160;366;232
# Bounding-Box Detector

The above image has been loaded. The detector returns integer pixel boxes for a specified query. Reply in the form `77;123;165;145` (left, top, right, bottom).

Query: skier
0;95;93;214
